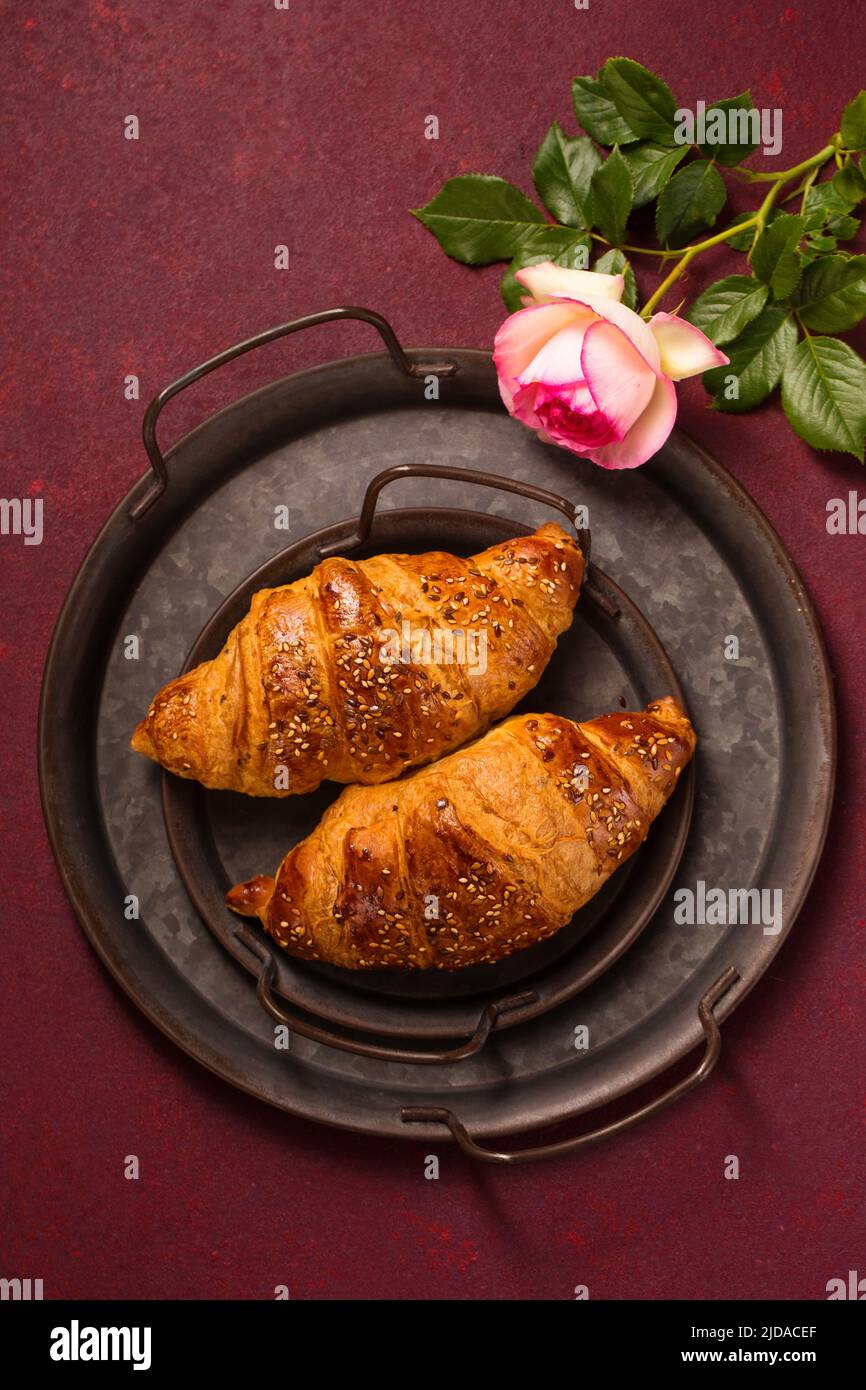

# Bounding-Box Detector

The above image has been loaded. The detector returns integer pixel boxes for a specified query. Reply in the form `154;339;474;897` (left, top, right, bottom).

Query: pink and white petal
534;383;622;452
648;312;729;381
509;381;545;433
516;262;625;305
506;290;662;374
588;374;678;470
588;296;662;371
580;318;657;440
516;321;594;388
493;301;586;411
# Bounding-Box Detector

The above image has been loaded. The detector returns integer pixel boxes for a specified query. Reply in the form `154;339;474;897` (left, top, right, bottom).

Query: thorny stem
777;170;818;210
638;137;840;317
747;177;787;259
798;165;821;215
639;216;759;317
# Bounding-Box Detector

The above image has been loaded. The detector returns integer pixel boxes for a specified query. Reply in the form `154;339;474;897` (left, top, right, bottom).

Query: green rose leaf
840;91;866;151
601;58;679;145
621;142;687;208
593;247;638;309
655;160;726;248
412;175;582;265
500;239;592;311
831;160;866;206
804;179;858;223
781;336;866;460
792;253;866;333
531;122;602;229
801;235;838;263
571;75;639;146
686;275;769;346
826;213;860;240
751;213;805;298
803;208;829;235
590;147;633;247
703;304;798;413
546;240;594;271
698;91;760;167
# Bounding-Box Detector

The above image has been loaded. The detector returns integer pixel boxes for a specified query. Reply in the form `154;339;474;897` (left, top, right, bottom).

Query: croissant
131;523;585;796
227;697;696;969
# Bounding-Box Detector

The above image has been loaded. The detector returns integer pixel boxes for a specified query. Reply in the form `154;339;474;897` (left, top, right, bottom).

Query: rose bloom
493;262;729;469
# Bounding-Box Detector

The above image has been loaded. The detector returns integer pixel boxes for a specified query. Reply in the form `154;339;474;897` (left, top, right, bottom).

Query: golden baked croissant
131;523;585;796
227;697;696;969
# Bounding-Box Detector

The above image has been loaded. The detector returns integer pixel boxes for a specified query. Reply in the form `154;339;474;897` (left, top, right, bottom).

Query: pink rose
493;262;729;469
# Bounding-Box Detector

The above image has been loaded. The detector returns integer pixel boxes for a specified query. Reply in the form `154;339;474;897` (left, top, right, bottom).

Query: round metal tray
39;308;836;1159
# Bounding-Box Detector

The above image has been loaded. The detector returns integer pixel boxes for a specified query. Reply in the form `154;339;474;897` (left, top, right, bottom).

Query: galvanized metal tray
39;308;836;1161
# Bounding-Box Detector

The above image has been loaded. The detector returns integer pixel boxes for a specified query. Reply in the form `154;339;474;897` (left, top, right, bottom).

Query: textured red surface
2;0;865;1301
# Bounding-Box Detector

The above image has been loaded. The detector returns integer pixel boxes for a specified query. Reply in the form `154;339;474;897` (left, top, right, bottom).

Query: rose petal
588;374;678;470
516;273;662;370
493;300;587;412
533;382;622;451
516;321;594;388
591;296;661;371
508;381;545;432
580;318;657;441
498;294;660;385
516;261;625;305
648;311;729;381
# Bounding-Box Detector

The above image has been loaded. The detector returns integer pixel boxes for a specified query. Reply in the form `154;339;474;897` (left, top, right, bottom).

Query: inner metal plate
161;511;693;1039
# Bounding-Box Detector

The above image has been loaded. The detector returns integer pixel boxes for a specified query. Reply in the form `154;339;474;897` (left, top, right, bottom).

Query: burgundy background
2;0;865;1301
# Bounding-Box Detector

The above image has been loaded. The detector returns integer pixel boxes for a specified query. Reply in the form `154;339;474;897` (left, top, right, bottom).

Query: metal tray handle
318;463;591;561
401;967;740;1162
241;930;539;1065
131;307;457;521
